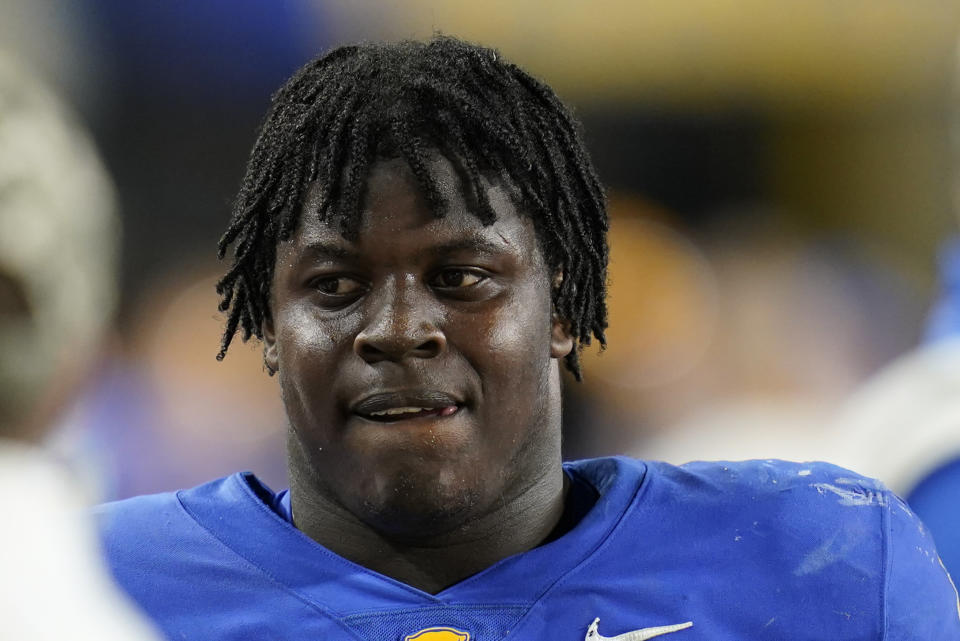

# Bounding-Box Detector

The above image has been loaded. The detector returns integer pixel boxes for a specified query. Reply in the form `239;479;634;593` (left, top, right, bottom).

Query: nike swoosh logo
584;617;693;641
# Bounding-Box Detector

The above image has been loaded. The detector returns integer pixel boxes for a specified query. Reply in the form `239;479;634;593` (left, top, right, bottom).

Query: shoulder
94;487;187;532
567;456;879;505
93;474;256;578
94;474;236;538
563;458;960;636
671;457;880;497
93;475;276;620
570;456;892;546
646;458;960;635
636;457;884;506
646;458;893;541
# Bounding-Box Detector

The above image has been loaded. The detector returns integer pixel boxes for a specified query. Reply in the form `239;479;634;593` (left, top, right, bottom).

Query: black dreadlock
216;36;608;380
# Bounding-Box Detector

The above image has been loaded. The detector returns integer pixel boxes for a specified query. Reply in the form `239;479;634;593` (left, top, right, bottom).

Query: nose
353;278;447;363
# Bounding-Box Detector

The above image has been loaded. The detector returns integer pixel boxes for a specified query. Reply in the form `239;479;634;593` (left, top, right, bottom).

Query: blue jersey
96;457;960;640
908;458;960;584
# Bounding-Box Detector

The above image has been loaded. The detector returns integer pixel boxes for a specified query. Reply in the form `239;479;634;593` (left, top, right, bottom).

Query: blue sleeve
906;458;960;583
884;491;960;639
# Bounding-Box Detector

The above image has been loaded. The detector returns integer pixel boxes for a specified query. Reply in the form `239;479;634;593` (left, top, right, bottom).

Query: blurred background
2;0;960;499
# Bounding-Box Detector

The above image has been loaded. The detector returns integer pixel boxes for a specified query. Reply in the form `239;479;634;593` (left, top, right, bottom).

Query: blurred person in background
586;208;919;465
95;37;959;640
828;45;960;583
0;52;160;640
74;264;288;499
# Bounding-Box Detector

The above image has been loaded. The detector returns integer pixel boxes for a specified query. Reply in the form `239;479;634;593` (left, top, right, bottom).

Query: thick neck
288;456;568;594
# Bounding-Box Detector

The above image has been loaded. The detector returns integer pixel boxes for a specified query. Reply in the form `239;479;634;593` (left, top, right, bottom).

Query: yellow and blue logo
403;626;470;641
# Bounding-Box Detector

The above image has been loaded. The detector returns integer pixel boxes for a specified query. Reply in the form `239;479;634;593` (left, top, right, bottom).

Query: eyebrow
424;236;510;257
297;242;358;262
295;235;511;263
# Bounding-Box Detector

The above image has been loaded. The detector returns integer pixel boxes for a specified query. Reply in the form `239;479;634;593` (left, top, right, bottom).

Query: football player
97;37;960;640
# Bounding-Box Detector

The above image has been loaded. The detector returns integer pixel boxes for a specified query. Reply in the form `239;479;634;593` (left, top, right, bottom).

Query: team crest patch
403;626;470;641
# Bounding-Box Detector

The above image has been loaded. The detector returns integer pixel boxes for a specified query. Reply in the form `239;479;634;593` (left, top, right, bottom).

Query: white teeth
368;406;428;417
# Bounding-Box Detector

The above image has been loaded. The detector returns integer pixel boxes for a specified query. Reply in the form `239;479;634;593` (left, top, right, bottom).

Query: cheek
274;307;356;413
276;307;351;364
460;289;559;473
469;288;554;390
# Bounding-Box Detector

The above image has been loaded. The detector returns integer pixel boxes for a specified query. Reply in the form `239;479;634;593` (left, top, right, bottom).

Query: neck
288;459;568;594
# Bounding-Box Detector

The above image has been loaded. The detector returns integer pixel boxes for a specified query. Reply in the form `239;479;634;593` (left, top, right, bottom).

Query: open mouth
360;405;460;423
351;391;465;423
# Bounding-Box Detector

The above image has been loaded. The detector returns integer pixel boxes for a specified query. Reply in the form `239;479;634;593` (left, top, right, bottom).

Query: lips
352;391;463;423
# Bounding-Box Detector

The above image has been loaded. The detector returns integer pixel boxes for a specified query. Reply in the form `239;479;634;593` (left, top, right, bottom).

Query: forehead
288;155;544;267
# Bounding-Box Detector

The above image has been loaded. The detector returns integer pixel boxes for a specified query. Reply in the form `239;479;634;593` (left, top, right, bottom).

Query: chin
355;466;488;539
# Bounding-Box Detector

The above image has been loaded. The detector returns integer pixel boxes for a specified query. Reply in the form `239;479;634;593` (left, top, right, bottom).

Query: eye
311;276;365;296
432;268;485;289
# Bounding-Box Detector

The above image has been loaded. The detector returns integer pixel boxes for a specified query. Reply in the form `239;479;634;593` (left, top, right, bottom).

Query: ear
550;314;574;359
550;270;574;359
262;316;279;374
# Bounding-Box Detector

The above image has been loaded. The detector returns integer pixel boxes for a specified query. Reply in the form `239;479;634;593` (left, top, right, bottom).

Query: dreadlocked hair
216;36;608;380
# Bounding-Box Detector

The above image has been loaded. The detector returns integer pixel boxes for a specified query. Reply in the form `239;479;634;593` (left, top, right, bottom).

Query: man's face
265;155;572;536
